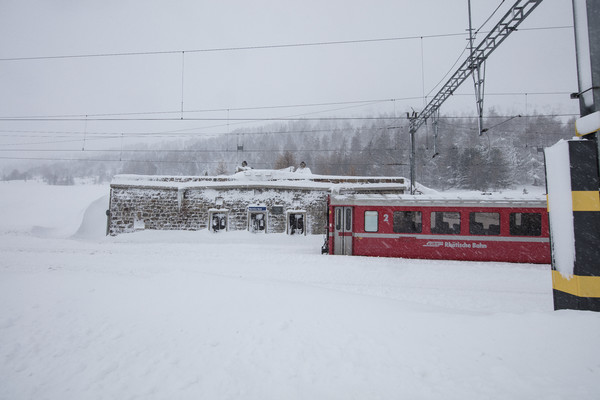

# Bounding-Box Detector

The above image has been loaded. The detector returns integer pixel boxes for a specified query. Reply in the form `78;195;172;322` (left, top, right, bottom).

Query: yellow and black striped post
547;140;600;311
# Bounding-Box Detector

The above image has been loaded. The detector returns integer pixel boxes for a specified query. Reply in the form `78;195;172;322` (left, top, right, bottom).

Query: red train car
328;194;550;264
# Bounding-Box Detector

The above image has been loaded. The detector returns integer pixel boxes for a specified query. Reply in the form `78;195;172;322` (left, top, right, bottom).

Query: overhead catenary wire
0;112;579;123
0;111;577;143
0;155;420;168
0;25;571;63
0;97;407;120
0;112;576;155
0;139;570;154
475;0;507;35
0;151;557;166
1;110;571;148
0;91;572;121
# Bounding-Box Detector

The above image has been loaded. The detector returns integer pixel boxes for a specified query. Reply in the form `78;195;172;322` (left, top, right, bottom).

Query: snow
0;180;108;238
112;170;407;189
544;140;576;276
1;181;600;399
331;186;547;208
295;166;312;174
575;111;600;136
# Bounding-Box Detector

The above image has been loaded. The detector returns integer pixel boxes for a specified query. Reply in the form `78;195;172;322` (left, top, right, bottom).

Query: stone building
107;169;407;236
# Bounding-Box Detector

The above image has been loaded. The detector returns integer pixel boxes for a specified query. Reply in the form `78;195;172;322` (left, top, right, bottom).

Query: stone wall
108;173;407;236
108;185;329;236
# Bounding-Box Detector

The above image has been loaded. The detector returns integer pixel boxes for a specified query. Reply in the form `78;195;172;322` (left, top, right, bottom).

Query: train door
334;206;353;255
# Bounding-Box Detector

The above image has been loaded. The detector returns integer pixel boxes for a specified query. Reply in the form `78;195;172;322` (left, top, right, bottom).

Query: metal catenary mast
407;0;543;194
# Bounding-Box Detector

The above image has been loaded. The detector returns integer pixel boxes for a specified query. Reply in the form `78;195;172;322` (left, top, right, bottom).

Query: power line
0;112;577;147
0;141;566;154
0;33;470;62
0;91;572;121
0;110;574;139
475;0;507;35
0;26;572;63
0;98;409;120
0;148;396;154
0;112;578;123
0;116;400;122
0;155;409;168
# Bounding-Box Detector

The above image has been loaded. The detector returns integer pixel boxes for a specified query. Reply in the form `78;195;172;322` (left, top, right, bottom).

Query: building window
510;212;542;236
469;212;500;235
364;211;378;232
431;211;461;234
393;211;422;233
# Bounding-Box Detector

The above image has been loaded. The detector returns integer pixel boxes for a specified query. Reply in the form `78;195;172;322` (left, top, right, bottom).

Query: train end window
431;211;461;234
364;211;378;232
469;212;500;235
510;212;542;236
393;211;422;233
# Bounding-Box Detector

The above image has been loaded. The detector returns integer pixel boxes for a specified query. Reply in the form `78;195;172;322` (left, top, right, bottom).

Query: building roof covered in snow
111;169;408;193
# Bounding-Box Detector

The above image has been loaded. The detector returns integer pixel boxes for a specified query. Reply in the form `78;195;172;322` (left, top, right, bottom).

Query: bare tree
274;151;296;170
215;161;228;175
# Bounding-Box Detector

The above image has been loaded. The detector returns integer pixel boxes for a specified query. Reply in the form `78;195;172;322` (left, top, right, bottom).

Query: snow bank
1;181;599;400
72;195;110;239
0;181;109;238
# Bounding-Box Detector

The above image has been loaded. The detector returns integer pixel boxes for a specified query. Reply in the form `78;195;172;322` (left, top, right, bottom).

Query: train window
510;212;542;236
431;211;461;234
345;208;352;231
393;211;422;233
335;208;342;230
364;211;378;232
469;212;500;235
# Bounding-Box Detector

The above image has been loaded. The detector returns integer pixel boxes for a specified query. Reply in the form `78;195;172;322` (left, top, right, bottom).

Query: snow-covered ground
1;181;599;399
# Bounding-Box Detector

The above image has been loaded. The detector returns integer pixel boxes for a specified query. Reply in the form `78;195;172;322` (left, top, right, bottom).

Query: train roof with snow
329;192;547;209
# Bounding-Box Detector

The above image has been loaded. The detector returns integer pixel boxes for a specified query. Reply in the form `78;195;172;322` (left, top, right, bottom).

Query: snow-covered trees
11;112;573;190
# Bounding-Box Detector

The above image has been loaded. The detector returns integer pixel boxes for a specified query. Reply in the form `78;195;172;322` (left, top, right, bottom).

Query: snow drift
1;181;599;400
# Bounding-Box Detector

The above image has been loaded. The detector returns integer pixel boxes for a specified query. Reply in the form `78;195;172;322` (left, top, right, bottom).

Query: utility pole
407;111;418;195
468;0;486;135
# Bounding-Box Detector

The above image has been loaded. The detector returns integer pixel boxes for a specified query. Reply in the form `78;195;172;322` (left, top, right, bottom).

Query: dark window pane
469;212;500;235
510;212;542;236
393;211;422;233
431;211;461;234
345;208;352;231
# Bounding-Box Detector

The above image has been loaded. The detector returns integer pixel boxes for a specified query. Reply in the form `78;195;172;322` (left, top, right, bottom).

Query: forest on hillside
2;111;575;192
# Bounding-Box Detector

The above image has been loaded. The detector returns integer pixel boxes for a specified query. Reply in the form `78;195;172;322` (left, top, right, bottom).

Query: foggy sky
0;0;580;166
